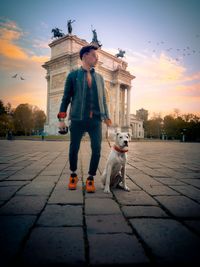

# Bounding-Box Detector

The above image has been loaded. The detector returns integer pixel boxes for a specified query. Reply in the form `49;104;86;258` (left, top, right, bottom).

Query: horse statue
115;48;126;58
91;26;102;47
51;28;64;39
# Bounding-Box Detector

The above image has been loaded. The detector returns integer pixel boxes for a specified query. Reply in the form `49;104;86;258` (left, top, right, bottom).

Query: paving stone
113;190;158;205
48;182;83;204
88;233;149;265
0;181;29;186
183;178;200;189
0;200;5;205
170;185;200;202
0;185;21;200
86;214;132;234
156;168;180;178
85;187;113;198
184;220;200;236
37;204;83;226
16;181;55;196
154;177;186;185
39;169;63;176
186;165;200;172
174;172;200;179
21;227;85;266
142;185;180;196
122;206;168;218
15;169;41;175
128;173;163;187
130;218;200;264
6;166;30;171
0;195;47;215
124;168;145;177
0;170;17;180
123;178;142;190
139;166;166;177
83;175;113;199
6;173;36;181
85;198;121;215
0;164;11;171
33;175;60;182
0;215;36;266
155;195;200;218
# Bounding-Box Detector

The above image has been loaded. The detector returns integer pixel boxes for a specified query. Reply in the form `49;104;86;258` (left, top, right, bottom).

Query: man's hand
58;121;68;134
58;121;66;129
104;118;112;127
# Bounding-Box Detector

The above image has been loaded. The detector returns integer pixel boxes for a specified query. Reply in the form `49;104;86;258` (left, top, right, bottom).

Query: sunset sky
0;0;200;118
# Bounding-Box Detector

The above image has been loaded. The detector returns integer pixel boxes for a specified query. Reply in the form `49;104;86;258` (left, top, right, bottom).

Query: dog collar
113;145;128;153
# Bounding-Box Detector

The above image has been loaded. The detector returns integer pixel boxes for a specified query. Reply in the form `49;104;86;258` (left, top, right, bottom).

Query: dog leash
106;125;112;148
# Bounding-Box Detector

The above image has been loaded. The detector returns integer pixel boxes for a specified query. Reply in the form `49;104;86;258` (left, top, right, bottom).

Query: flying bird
20;76;25;80
12;74;17;78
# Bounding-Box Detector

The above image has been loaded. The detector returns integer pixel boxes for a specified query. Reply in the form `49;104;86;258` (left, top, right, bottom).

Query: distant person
7;130;13;140
57;45;112;193
41;130;45;141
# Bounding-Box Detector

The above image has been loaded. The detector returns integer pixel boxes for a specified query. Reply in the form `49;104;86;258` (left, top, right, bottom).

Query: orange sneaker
86;176;95;193
68;173;79;190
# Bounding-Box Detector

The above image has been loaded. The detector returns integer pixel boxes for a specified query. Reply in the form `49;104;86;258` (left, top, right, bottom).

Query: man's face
84;49;99;67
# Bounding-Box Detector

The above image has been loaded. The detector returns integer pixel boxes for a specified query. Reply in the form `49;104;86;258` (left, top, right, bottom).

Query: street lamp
160;121;165;140
181;128;186;142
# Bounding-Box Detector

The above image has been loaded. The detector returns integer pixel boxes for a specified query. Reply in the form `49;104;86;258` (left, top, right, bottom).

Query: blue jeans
69;117;102;176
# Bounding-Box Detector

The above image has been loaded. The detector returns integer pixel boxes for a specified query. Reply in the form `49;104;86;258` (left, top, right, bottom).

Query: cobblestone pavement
0;140;200;266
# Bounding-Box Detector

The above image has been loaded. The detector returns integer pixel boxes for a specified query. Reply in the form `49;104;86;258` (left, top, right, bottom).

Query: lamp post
181;128;186;142
161;121;165;140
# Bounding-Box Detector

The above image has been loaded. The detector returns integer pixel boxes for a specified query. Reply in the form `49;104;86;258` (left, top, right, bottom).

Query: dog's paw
123;185;130;192
104;187;111;194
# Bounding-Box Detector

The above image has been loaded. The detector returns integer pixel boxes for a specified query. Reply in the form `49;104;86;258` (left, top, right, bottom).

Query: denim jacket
58;66;110;121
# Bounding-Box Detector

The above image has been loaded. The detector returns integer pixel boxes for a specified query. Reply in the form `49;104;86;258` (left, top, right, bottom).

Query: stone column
115;83;120;126
122;89;125;126
45;74;50;124
126;87;131;126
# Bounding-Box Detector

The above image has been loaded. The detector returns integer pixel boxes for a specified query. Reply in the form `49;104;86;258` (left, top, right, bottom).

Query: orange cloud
31;55;49;63
175;83;200;96
0;20;28;60
121;49;200;115
127;52;187;86
0;19;49;112
0;19;49;64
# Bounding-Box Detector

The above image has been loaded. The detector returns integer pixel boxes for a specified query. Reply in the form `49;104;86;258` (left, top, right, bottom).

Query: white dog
101;132;131;194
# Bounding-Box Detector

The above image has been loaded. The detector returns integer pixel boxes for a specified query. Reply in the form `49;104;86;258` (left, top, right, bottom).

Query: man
57;45;112;193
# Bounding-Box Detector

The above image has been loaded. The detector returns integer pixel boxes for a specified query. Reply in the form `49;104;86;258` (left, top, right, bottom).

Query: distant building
136;108;148;122
130;114;144;139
